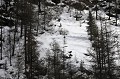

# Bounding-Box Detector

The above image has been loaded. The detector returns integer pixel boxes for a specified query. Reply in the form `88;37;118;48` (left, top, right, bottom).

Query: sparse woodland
0;0;120;79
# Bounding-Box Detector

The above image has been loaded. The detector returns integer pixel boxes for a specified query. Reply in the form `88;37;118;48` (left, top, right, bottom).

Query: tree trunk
108;1;110;20
115;0;117;26
1;26;2;60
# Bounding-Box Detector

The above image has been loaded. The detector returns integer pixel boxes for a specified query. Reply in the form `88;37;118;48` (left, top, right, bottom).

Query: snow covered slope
36;6;91;66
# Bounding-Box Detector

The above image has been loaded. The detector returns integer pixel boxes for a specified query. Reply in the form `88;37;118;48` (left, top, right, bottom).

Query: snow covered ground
36;6;91;66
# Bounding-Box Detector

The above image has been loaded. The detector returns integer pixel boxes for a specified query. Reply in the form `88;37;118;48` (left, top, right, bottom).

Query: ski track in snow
37;7;91;66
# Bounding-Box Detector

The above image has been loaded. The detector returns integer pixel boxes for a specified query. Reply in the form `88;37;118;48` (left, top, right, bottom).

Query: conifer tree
86;11;118;79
